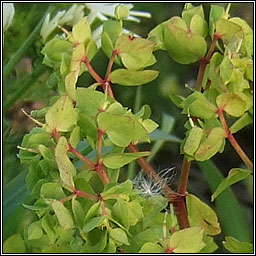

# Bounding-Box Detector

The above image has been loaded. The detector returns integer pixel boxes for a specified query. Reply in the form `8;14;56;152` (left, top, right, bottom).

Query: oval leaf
45;95;78;132
55;136;76;189
186;194;221;235
164;17;207;64
109;228;129;245
223;236;253;253
184;126;204;156
109;69;159;86
195;127;225;161
52;200;74;230
103;152;151;169
216;93;246;117
139;242;163;253
169;227;205;253
97;112;134;147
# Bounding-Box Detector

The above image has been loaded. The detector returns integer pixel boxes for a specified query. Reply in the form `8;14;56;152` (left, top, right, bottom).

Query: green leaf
41;213;57;244
200;235;218;253
72;197;85;228
169;227;205;253
211;168;250;201
127;200;144;226
97;112;134;147
216;18;243;45
198;160;250;242
188;98;218;119
194;127;225;161
186;194;221;235
163;17;207;64
55;136;76;189
85;39;98;61
40;182;66;202
109;69;159;86
83;216;105;232
41;38;73;69
229;17;253;57
28;221;43;240
223;236;253;253
182;4;205;26
101;180;133;198
76;88;106;117
72;17;91;44
103;152;151;169
84;202;101;221
220;56;233;84
109;228;129;245
70;43;85;72
115;4;130;19
230;113;253;134
115;34;155;70
142;119;159;133
42;245;73;253
209;5;225;38
101;32;114;59
139;242;163;253
216;93;246;117
69;126;80;148
190;14;208;37
3;234;26;253
52;200;75;230
183;126;204;156
45;95;78;132
103;20;122;45
78;112;97;140
112;199;130;229
148;21;168;51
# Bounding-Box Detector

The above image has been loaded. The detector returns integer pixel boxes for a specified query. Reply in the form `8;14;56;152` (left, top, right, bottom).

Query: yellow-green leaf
186;194;221;235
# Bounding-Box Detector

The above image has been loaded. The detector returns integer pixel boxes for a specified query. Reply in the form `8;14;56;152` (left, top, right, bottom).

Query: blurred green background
3;3;253;253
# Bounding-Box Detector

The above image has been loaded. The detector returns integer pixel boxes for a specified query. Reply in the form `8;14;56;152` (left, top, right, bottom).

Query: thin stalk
68;143;96;170
3;6;52;81
74;189;98;201
195;33;220;91
104;50;118;81
95;160;110;185
82;57;105;85
218;108;253;174
177;157;191;195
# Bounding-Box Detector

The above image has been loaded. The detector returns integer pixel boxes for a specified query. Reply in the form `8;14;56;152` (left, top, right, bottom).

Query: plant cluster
3;3;253;253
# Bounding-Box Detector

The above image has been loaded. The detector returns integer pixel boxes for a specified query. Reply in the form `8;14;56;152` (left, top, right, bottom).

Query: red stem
105;50;118;82
218;107;253;174
74;189;98;201
196;33;221;91
177;157;191;195
82;56;105;85
68;143;96;170
96;160;110;185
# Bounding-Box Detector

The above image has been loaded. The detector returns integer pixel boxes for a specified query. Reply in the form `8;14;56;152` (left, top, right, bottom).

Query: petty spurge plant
3;3;253;253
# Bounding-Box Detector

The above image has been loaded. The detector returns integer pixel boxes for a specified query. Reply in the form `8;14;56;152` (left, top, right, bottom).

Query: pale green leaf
52;200;75;230
109;69;159;86
103;152;151;169
169;227;205;253
211;168;250;201
186;194;221;235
